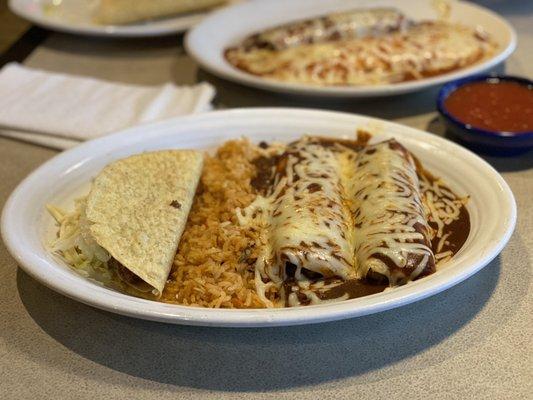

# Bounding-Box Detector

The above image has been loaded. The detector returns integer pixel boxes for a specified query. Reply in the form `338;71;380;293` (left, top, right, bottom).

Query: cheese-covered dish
48;133;470;308
94;0;227;25
224;8;497;86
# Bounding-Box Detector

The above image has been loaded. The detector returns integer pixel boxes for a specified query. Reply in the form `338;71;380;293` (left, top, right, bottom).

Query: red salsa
444;80;533;133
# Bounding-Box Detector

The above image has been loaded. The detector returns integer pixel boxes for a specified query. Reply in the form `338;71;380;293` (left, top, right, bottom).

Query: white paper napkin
0;63;216;150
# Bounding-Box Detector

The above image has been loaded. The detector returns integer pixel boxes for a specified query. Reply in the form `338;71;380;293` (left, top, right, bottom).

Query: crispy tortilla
94;0;226;25
85;150;203;295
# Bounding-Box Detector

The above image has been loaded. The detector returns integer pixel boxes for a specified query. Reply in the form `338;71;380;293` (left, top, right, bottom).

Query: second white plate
9;0;232;37
185;0;516;97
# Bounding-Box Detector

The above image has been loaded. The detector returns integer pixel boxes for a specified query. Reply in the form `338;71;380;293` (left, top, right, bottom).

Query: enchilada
349;139;435;285
225;8;497;86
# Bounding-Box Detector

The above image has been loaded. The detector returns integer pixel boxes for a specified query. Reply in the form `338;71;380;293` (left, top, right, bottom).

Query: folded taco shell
85;150;203;295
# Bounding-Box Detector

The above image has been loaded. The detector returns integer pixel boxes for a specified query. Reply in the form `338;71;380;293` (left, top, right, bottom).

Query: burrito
94;0;227;25
48;150;203;295
349;139;435;285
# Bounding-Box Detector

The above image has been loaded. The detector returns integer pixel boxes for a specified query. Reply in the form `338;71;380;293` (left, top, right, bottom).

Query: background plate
1;108;516;327
185;0;516;97
9;0;234;37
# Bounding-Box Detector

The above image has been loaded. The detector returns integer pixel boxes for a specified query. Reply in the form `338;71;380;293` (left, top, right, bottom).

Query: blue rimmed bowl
437;75;533;155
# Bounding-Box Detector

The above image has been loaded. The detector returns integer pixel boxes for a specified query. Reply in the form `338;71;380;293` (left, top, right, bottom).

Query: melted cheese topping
226;21;496;86
237;137;468;307
419;174;469;268
270;141;356;279
238;138;357;302
242;8;409;51
348;140;434;284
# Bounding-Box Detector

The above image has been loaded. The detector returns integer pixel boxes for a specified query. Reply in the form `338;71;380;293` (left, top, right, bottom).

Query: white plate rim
1;108;517;327
8;0;212;37
185;0;517;97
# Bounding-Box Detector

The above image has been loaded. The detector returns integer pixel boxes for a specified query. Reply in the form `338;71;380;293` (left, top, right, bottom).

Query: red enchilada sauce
444;81;533;133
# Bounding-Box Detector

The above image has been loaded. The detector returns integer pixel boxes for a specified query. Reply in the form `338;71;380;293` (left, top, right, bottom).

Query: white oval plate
185;0;516;97
8;0;235;37
1;109;516;327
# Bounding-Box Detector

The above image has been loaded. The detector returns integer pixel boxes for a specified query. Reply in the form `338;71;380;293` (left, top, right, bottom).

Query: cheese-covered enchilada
225;8;497;86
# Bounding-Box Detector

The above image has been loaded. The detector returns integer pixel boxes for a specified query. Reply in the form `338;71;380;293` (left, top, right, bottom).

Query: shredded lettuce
47;198;115;286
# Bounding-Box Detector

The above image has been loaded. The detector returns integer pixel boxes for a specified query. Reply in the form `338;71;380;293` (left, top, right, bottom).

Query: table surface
1;1;532;399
